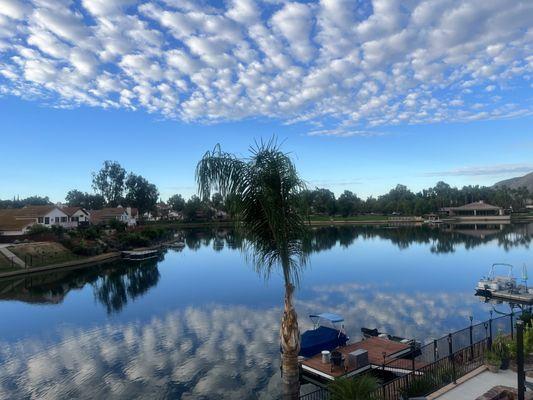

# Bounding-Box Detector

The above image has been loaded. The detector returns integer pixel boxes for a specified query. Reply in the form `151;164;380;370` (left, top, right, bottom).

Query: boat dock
479;289;533;305
300;337;423;384
121;249;159;261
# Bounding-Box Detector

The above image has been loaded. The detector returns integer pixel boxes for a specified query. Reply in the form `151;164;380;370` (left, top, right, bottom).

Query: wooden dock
489;290;533;305
300;337;420;382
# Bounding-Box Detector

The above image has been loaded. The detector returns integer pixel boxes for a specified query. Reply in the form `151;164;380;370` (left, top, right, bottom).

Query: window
61;217;67;222
45;217;49;224
38;217;43;223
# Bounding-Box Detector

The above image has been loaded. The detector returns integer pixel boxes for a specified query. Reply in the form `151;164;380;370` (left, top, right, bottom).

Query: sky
0;0;532;202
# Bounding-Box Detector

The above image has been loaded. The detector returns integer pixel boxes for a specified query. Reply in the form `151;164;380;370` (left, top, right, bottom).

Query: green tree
168;194;186;212
65;190;105;210
196;140;307;399
92;161;126;206
312;188;337;215
337;190;361;217
124;173;159;215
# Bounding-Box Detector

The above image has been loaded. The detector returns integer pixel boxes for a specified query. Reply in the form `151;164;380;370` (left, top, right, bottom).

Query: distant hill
494;172;533;192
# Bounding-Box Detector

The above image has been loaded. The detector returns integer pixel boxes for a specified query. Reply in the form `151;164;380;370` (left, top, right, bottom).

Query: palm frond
195;138;308;285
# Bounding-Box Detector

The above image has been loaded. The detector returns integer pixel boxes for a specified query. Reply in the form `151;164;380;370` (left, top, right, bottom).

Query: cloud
424;163;533;177
0;0;531;130
307;128;386;137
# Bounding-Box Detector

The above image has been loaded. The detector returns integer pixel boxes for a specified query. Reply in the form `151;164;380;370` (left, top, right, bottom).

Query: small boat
475;263;533;304
476;263;518;296
299;313;349;358
168;241;186;249
122;249;159;261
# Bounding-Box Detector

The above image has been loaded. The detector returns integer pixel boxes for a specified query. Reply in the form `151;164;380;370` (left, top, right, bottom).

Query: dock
121;249;159;261
480;289;533;305
300;337;423;383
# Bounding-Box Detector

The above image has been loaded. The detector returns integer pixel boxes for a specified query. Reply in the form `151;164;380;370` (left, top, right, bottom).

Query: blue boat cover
300;326;348;358
309;313;344;323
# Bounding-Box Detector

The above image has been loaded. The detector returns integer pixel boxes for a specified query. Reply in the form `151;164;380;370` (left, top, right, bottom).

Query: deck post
411;343;415;372
469;316;474;360
433;339;438;362
448;333;456;384
488;311;493;350
510;312;514;339
517;320;525;400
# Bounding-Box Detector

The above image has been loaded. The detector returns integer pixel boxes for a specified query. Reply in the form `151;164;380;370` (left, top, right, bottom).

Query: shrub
27;224;50;236
108;219;127;232
329;375;380;400
485;349;501;366
398;373;438;398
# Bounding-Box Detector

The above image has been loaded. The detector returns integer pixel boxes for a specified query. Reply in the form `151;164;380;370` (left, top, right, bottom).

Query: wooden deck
300;337;414;381
490;290;533;305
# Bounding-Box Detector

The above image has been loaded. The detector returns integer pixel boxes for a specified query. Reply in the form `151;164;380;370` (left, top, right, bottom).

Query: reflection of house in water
442;222;510;239
441;201;510;222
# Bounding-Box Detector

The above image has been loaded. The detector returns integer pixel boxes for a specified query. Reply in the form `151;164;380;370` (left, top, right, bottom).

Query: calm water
0;223;531;399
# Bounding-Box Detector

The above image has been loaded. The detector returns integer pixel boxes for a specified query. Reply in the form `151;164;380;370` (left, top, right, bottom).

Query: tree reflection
92;260;160;314
0;261;160;313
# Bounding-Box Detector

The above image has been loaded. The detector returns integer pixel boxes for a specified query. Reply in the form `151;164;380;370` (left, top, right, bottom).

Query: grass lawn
309;214;390;222
8;242;82;268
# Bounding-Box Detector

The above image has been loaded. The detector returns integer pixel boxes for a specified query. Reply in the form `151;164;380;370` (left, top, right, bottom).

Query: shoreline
1;216;530;279
0;252;121;279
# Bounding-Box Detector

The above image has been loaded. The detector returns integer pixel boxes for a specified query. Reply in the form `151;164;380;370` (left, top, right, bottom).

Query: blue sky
0;0;532;202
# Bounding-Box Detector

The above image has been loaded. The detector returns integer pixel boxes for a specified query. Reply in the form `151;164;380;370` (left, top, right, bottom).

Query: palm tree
196;139;308;399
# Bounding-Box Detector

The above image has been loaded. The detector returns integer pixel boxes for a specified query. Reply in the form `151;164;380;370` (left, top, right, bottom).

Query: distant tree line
297;181;531;217
2;174;531;219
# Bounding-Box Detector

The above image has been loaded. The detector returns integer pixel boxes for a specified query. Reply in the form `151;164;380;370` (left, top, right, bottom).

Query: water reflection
0;286;500;399
0;260;161;314
177;222;531;255
0;223;531;399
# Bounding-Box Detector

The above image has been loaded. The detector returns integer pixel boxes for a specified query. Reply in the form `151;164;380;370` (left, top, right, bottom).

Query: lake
0;223;531;399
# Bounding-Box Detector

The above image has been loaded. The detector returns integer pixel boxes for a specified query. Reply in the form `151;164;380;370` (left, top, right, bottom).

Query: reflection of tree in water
92;261;160;314
175;223;530;255
0;261;160;312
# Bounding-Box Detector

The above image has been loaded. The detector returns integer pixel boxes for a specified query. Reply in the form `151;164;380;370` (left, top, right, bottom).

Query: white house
61;207;90;227
0;205;76;236
89;207;137;226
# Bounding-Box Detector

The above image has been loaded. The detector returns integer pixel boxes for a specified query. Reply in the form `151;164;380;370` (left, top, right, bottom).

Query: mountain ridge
494;171;533;192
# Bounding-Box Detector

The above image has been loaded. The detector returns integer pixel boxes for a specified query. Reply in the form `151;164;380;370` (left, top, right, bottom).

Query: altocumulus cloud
0;0;532;134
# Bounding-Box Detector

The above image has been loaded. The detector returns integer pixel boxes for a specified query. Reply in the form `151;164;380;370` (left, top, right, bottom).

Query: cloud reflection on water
0;285;489;400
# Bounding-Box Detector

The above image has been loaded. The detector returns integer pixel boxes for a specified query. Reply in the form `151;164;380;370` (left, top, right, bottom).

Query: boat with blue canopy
299;313;349;358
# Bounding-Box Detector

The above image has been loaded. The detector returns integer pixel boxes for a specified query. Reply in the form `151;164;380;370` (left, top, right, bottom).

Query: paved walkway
0;244;24;267
436;369;530;400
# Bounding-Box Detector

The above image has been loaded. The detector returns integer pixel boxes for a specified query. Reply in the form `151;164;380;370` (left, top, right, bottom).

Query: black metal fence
300;311;521;400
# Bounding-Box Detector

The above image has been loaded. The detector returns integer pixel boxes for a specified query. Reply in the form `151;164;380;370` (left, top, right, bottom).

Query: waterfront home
0;213;36;236
441;201;510;221
0;205;77;235
60;206;90;227
88;206;137;227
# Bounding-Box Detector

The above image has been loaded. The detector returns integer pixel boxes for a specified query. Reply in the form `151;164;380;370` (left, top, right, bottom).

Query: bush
329;375;380;400
485;349;501;366
108;219;127;232
118;232;150;248
398;373;438;398
27;224;50;236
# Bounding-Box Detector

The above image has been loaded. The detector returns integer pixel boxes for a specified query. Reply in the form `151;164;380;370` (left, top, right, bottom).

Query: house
440;201;510;221
0;213;35;236
60;207;90;227
0;205;75;236
88;206;137;227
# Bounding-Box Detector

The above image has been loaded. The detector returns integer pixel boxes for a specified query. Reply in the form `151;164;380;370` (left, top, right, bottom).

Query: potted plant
485;350;501;373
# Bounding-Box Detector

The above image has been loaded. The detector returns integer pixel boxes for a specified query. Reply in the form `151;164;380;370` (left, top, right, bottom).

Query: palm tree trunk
280;282;300;399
